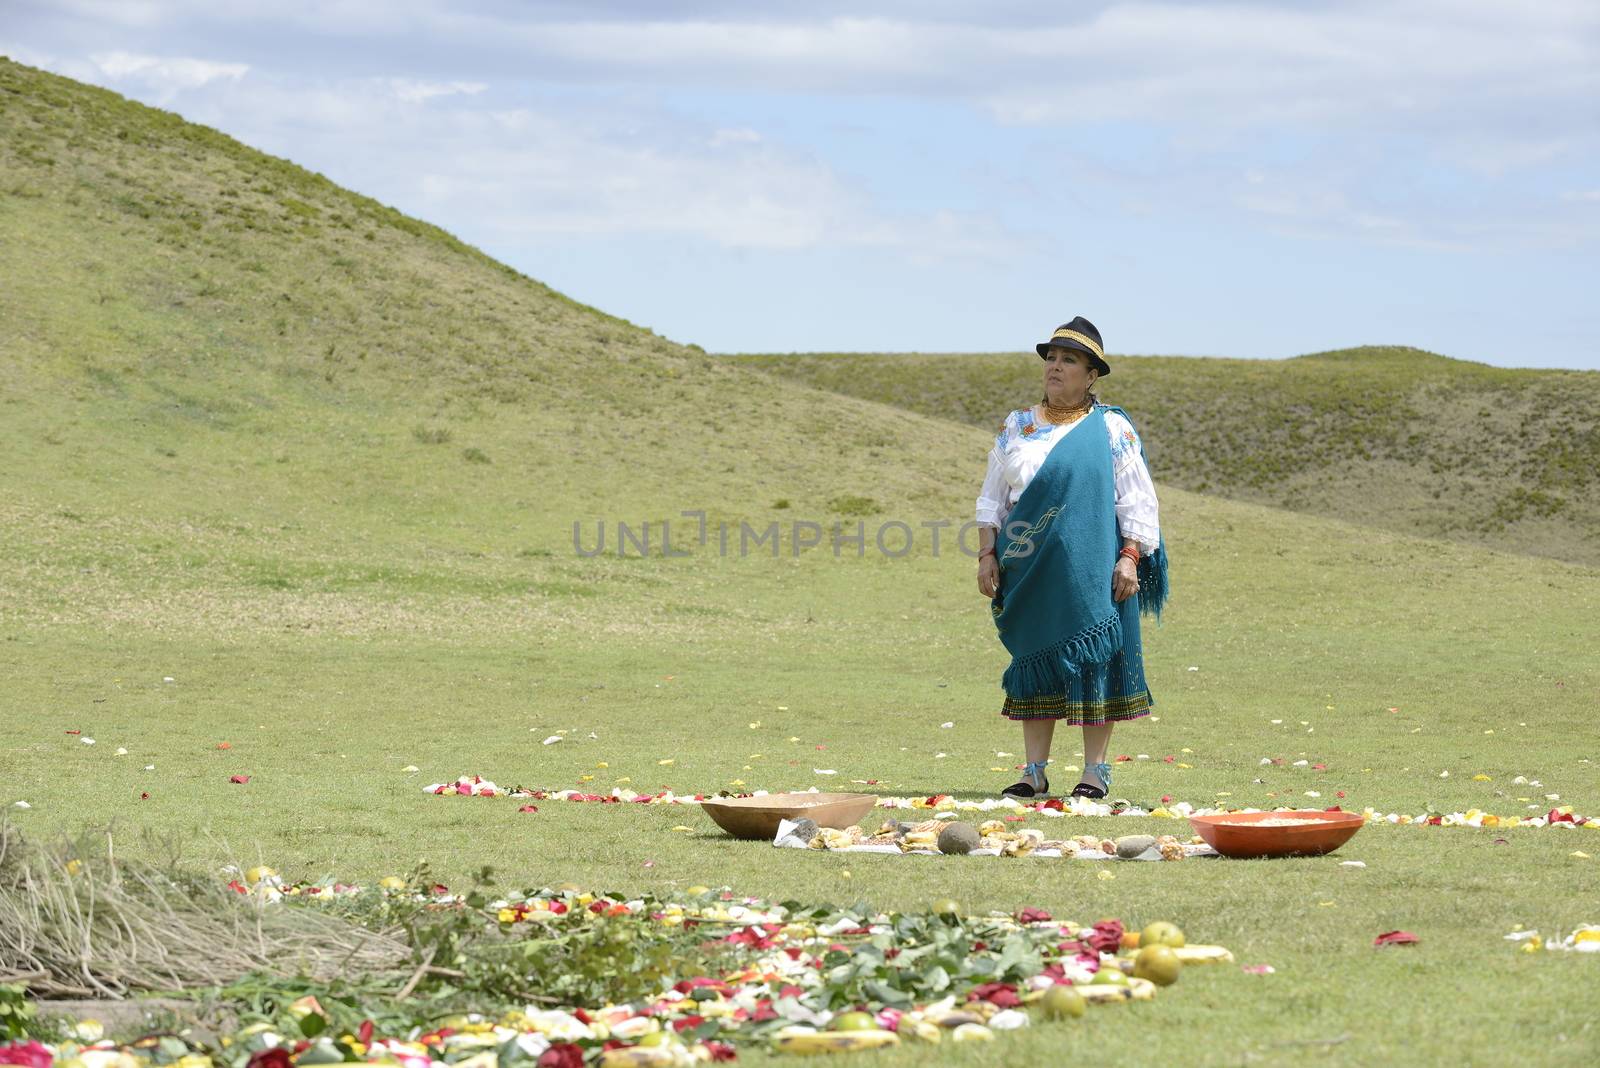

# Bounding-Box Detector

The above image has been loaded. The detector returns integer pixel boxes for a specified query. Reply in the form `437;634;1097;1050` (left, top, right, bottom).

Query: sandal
1002;760;1050;799
1069;761;1112;800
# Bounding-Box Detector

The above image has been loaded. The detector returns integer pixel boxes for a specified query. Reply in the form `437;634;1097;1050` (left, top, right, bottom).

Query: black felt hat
1035;316;1109;376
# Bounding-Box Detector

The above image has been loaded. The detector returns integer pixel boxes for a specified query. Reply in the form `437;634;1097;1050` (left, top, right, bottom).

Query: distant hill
728;348;1600;565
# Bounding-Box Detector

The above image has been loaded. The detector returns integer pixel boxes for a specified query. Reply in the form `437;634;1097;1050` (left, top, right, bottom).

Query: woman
975;317;1168;800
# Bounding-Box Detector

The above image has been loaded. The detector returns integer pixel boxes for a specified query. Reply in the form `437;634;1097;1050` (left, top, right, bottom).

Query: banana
771;1030;901;1055
950;1023;995;1043
1001;831;1043;857
812;828;860;850
1173;944;1235;964
597;1048;681;1067
1077;977;1157;1002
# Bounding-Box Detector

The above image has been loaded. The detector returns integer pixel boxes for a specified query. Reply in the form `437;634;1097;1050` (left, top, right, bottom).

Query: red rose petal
1373;930;1419;947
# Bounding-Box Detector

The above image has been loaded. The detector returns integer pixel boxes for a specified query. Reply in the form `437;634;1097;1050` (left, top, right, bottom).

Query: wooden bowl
1188;810;1365;859
700;792;878;840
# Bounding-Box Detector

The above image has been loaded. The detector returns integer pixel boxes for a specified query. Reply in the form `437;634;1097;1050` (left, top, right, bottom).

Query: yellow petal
671;826;693;833
658;758;675;766
1097;870;1115;881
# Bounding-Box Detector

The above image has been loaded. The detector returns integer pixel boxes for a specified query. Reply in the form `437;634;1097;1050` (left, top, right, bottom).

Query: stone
937;822;981;855
1114;835;1158;859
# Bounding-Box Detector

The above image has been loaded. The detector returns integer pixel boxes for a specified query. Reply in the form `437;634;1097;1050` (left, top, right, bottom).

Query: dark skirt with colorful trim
1000;589;1154;725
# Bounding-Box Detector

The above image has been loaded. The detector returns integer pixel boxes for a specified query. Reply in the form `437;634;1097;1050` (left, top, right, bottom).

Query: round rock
937;822;981;855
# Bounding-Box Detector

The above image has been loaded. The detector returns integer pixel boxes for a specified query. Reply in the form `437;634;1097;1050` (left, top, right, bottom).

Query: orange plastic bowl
1188;810;1365;859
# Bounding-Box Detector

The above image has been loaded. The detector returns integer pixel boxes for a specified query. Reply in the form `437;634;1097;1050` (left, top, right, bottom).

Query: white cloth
975;405;1160;557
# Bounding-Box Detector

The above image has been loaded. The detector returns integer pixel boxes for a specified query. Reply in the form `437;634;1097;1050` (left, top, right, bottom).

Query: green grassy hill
4;58;1600;1066
728;348;1600;565
0;58;970;557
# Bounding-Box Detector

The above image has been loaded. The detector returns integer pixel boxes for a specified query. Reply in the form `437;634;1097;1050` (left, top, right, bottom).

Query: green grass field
3;57;1600;1066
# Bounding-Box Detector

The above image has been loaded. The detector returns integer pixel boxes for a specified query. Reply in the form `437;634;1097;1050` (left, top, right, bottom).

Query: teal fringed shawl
990;405;1170;699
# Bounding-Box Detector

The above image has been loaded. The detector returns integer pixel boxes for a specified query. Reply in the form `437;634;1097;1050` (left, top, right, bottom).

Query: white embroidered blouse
975;404;1161;557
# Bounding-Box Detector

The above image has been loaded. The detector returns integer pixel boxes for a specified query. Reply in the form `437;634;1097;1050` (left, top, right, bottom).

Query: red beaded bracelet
1119;546;1141;562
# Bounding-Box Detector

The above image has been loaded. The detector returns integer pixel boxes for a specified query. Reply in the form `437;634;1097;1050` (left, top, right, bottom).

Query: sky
4;1;1598;369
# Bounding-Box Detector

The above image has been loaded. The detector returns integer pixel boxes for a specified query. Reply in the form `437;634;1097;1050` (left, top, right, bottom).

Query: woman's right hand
977;555;1000;599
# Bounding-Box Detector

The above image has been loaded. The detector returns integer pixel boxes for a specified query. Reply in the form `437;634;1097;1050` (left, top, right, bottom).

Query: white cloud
80;48;248;104
389;79;487;103
709;127;762;148
410;3;1600;139
89;49;248;91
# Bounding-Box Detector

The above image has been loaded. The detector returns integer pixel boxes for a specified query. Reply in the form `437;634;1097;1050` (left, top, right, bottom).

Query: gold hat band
1049;328;1104;359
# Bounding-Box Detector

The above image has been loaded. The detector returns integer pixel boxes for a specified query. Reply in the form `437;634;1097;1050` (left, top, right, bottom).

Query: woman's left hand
1112;557;1140;603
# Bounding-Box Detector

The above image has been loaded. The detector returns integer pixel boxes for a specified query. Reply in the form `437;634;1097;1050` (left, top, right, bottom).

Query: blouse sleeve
975;417;1012;529
976;446;1010;529
1107;413;1160;556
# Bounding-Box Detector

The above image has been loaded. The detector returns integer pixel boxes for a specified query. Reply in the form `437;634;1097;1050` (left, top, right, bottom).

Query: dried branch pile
0;824;408;998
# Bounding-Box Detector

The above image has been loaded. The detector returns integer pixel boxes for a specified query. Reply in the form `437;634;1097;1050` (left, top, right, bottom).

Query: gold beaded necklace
1041;396;1093;424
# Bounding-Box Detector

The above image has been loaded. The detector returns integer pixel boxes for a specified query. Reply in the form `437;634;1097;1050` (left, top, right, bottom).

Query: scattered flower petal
1374;931;1419;948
